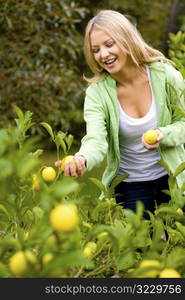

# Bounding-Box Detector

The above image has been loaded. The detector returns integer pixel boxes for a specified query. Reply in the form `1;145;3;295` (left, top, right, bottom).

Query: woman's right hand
55;154;86;178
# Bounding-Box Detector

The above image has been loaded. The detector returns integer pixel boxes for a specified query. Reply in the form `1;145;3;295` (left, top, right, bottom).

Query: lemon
143;130;158;145
83;242;97;258
9;251;29;276
32;174;40;190
82;221;92;228
97;232;108;240
60;155;76;172
24;250;37;265
139;259;160;278
42;253;54;265
159;268;181;278
50;204;78;232
176;208;183;216
42;167;56;182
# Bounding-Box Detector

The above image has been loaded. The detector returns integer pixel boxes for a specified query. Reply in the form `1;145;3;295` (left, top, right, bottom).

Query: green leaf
12;104;24;120
32;206;44;222
65;134;74;152
175;222;185;238
158;160;172;175
174;162;185;177
116;248;135;270
88;177;106;194
0;204;10;219
40;122;55;140
51;177;79;197
0;159;13;180
108;174;129;196
30;149;44;158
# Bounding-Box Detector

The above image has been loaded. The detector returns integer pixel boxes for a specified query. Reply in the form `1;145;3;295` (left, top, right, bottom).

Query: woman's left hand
142;129;164;150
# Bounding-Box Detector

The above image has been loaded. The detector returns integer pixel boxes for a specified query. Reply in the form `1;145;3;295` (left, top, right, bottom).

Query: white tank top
117;67;167;182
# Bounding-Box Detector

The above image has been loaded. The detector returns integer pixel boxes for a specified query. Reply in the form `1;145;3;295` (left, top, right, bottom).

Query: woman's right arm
57;85;108;177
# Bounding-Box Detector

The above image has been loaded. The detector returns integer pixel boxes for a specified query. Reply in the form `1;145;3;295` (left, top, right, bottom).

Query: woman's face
90;29;127;74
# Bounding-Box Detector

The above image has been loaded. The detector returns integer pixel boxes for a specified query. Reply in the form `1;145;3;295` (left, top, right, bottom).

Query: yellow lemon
50;204;78;232
60;155;76;172
83;242;97;258
176;208;183;216
97;232;108;240
42;253;54;265
9;251;29;276
24;250;37;265
42;167;56;182
139;259;161;278
32;174;40;190
159;268;181;278
143;130;158;145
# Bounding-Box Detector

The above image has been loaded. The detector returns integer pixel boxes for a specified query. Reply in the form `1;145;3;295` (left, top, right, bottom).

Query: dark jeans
114;174;170;219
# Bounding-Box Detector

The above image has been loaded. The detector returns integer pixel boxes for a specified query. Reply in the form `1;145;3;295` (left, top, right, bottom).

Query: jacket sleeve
158;65;185;147
76;85;108;171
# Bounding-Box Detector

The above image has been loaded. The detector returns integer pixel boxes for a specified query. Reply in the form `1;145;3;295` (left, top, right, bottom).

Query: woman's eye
92;48;99;53
106;43;114;47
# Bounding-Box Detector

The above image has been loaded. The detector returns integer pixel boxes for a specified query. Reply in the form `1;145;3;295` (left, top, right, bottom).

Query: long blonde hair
83;10;172;83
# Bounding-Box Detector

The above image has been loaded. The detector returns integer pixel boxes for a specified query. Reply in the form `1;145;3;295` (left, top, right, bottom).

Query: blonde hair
83;10;172;83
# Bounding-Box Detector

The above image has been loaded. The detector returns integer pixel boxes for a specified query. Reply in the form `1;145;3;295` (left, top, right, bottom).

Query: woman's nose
100;47;109;58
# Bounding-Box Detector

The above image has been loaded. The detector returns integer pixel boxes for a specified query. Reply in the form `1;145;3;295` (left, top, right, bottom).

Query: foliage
0;0;88;142
168;31;185;78
0;106;185;278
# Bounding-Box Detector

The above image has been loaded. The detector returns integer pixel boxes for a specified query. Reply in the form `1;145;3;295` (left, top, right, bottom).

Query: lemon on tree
83;242;97;258
9;251;29;276
143;130;158;145
42;253;54;265
60;155;76;172
159;268;181;278
139;259;161;278
42;166;56;182
176;208;184;216
50;204;78;232
32;174;40;190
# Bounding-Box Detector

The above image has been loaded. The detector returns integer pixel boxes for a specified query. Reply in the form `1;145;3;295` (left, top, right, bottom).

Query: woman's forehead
90;29;112;46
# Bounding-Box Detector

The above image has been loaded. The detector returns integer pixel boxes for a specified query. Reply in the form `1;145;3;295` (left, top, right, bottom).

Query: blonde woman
57;10;185;219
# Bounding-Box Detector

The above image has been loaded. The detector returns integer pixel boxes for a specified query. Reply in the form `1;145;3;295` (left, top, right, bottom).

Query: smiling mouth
103;57;117;66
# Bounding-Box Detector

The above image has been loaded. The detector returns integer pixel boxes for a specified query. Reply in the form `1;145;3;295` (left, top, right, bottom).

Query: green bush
0;0;87;141
168;31;185;78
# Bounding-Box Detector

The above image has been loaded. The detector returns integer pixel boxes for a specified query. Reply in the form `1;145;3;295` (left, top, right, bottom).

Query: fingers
64;155;86;178
54;160;62;167
155;129;164;142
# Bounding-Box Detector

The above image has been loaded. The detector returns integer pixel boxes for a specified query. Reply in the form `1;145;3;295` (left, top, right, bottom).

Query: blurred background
0;0;184;152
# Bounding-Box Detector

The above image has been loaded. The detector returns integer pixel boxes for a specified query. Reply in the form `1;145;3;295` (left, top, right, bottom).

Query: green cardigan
77;62;185;190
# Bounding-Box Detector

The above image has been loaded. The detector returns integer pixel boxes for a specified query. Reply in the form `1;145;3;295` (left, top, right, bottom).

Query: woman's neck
111;60;147;87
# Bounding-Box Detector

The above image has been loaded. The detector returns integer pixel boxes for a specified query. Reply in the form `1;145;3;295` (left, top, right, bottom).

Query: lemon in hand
50;204;78;232
60;155;76;172
143;130;158;145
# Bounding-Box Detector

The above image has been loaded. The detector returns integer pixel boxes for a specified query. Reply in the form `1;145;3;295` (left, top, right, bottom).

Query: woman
58;10;185;218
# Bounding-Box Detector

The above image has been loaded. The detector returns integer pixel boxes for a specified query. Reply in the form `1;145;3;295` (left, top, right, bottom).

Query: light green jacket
77;62;185;190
